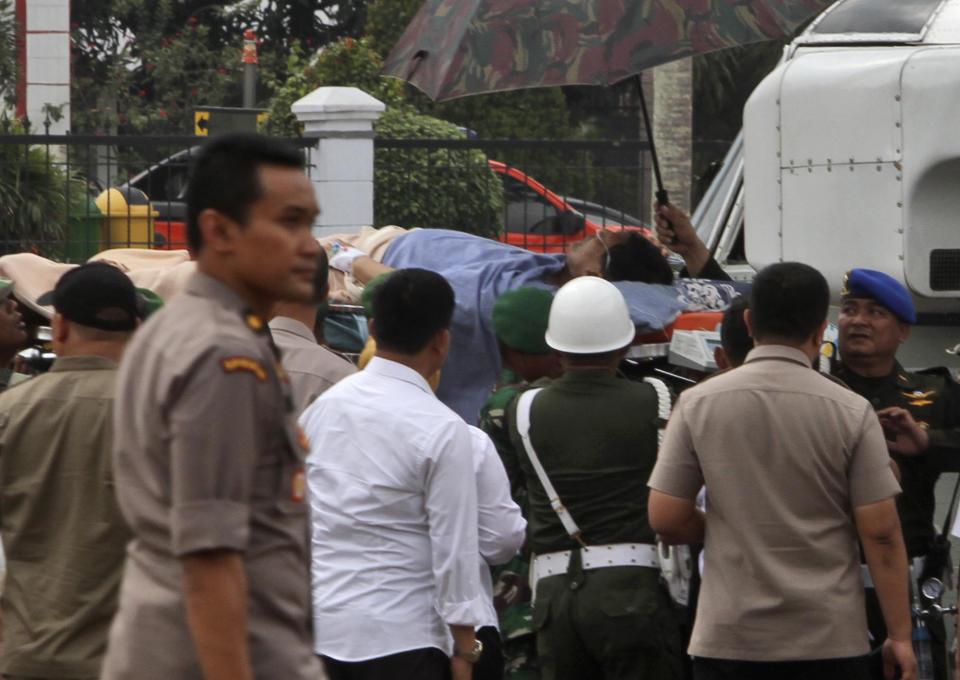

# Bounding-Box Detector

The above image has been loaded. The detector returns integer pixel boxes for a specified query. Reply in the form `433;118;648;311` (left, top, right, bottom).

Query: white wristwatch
453;639;483;663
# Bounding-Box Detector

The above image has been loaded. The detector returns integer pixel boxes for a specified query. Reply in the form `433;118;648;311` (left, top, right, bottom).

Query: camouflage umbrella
383;0;831;101
383;0;832;202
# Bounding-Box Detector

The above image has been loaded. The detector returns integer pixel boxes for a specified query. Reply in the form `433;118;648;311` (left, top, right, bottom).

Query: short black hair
312;249;330;305
185;133;303;252
750;262;829;343
604;232;674;285
372;268;455;354
720;296;753;367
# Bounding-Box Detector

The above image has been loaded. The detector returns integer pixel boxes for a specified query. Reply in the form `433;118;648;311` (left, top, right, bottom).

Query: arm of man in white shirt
425;421;486;677
469;426;526;565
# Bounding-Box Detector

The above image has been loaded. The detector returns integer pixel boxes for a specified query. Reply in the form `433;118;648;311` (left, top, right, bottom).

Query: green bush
0;120;88;257
263;37;404;137
374;108;503;238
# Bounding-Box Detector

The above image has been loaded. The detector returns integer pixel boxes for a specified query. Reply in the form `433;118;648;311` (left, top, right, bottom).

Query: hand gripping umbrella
382;0;833;206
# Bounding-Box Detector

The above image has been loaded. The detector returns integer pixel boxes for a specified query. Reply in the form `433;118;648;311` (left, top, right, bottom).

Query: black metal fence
0;129;729;260
0;130;317;259
374;137;654;252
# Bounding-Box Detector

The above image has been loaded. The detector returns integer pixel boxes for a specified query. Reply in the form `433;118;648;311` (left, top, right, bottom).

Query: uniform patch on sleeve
220;356;268;381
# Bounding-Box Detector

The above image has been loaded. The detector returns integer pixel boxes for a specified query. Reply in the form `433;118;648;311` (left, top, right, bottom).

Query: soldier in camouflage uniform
478;287;560;680
833;268;960;680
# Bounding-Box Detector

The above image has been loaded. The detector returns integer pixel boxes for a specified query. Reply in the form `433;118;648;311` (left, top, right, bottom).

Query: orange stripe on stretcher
633;311;723;345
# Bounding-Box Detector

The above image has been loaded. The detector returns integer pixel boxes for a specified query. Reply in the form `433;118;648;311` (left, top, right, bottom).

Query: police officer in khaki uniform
102;133;326;680
269;250;356;414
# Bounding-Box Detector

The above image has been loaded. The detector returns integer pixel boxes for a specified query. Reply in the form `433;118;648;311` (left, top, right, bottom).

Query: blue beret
841;269;916;324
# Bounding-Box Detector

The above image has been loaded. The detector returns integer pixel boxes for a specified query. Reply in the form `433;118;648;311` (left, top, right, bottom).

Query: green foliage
693;42;784;141
253;0;368;51
0;119;88;257
0;0;16;109
374;108;503;238
691;42;784;203
364;0;421;59
263;37;403;137
431;88;592;199
72;11;242;135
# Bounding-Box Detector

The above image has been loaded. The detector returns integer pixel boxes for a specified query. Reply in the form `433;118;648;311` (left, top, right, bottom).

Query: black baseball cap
36;262;140;331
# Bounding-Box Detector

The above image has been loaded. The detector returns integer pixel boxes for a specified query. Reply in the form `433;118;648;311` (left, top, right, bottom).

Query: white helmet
545;276;635;353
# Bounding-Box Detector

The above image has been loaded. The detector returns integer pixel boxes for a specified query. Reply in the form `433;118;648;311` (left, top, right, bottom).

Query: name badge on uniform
291;466;307;503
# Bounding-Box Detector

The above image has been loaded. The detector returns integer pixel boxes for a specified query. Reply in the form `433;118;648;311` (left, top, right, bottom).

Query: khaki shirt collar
48;355;118;373
744;344;814;369
186;271;251;315
268;316;314;342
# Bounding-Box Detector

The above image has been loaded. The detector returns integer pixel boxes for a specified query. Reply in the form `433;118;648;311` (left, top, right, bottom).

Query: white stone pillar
292;87;385;237
22;0;70;134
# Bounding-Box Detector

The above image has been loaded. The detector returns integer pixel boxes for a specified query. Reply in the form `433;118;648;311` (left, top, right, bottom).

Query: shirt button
569;579;580;591
871;397;881;407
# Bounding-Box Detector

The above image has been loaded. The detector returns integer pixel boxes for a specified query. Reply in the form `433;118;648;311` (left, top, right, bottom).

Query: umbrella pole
635;75;669;207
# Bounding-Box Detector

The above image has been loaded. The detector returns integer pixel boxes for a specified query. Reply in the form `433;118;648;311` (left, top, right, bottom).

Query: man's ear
813;318;829;348
197;208;235;254
743;308;754;338
51;312;69;344
434;327;451;359
714;346;730;371
898;322;911;345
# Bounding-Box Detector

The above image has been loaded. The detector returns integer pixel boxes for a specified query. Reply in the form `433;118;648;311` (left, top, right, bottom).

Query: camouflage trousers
494;555;540;680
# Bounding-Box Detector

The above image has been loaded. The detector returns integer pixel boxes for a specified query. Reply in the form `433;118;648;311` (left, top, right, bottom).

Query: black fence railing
0;133;315;260
0;131;731;261
374;137;655;252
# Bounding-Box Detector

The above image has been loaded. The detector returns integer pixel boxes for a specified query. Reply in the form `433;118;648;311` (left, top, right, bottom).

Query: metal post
242;29;258;109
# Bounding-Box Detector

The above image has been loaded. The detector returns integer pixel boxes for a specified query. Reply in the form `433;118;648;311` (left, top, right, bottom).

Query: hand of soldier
877;407;930;456
882;636;917;680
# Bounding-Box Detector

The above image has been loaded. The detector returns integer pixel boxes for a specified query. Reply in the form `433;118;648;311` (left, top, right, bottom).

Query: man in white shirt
300;268;490;680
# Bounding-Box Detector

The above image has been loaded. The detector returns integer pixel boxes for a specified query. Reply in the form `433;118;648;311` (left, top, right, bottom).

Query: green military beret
135;287;164;319
361;272;393;316
492;287;554;355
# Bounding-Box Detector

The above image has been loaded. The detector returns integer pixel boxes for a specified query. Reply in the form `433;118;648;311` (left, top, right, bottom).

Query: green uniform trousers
532;556;683;680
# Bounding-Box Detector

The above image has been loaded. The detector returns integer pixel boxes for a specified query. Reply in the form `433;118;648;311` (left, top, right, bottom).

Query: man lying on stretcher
319;204;740;421
0;204;741;421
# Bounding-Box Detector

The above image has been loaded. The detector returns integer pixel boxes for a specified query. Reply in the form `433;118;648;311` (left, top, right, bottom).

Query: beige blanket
0;227;409;317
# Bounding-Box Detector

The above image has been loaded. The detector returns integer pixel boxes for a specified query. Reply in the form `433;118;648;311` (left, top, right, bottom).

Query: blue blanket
384;229;748;421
